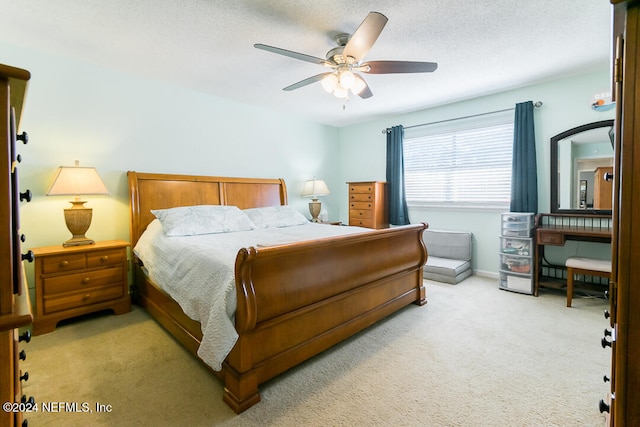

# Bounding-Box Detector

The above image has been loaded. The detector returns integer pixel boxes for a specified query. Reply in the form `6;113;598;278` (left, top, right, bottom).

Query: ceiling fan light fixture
351;75;367;95
338;69;355;89
321;73;338;93
333;84;349;99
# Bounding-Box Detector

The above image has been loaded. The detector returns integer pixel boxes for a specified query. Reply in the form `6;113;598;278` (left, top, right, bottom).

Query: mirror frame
550;119;614;215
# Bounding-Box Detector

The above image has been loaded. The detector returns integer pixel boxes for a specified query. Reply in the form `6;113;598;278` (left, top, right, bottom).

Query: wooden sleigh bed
127;171;428;413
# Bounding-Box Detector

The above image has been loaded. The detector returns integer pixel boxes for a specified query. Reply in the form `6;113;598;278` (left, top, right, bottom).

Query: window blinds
403;115;514;209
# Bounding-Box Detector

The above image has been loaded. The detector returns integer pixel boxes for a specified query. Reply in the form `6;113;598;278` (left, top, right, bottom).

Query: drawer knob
604;375;610;383
60;260;69;267
604;310;610;319
82;294;91;301
19;330;31;343
100;255;109;262
21;395;34;405
20;371;29;382
81;277;91;285
17;131;29;144
599;399;610;413
601;337;611;348
21;250;34;263
20;189;32;202
19;350;26;360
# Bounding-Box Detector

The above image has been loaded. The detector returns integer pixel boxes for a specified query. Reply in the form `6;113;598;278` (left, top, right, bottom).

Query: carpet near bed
22;275;609;426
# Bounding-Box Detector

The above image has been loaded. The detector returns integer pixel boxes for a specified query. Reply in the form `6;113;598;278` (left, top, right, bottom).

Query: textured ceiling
0;0;612;127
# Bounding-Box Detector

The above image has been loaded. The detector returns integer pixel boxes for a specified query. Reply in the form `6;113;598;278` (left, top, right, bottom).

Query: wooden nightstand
31;240;131;335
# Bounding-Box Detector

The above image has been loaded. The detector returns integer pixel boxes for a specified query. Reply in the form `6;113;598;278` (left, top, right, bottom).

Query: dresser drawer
537;231;565;245
350;218;374;228
43;267;124;295
87;248;126;268
350;201;373;210
349;183;375;194
41;252;86;274
350;209;373;220
350;193;375;202
43;284;124;314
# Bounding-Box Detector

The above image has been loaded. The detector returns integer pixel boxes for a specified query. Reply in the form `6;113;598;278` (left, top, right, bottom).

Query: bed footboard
223;222;428;413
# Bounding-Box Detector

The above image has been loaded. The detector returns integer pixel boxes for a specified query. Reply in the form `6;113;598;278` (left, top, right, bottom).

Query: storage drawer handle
60;260;69;267
82;294;91;301
100;255;109;262
81;277;91;285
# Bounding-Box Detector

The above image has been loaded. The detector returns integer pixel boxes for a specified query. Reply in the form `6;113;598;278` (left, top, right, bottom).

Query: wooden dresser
31;240;131;335
593;166;613;210
605;2;640;424
0;63;34;427
347;181;389;229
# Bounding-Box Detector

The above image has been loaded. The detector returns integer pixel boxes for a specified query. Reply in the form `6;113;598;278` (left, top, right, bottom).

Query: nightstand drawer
87;248;126;268
43;284;124;314
43;266;124;295
41;253;86;274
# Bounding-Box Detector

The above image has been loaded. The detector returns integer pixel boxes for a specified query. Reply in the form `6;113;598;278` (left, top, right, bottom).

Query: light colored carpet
22;276;610;426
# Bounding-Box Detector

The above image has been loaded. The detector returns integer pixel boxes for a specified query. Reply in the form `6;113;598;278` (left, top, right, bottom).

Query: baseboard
471;270;499;280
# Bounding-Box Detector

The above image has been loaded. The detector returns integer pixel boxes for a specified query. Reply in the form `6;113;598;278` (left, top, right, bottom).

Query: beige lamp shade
301;179;330;199
46;161;110;247
301;179;330;222
46;162;110;196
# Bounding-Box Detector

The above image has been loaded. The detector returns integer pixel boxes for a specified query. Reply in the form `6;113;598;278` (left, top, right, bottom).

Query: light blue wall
3;40;615;278
338;68;615;275
1;43;341;252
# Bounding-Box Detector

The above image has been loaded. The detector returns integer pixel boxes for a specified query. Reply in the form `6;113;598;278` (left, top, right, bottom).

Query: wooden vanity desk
534;213;612;296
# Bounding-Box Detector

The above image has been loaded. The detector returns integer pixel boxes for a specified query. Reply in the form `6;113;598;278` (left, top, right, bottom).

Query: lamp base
63;236;95;247
308;199;321;223
62;202;95;247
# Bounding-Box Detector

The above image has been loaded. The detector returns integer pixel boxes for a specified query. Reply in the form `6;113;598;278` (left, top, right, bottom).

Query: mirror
550;120;614;215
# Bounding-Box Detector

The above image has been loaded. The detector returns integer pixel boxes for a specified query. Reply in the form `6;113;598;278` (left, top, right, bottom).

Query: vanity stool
565;256;611;307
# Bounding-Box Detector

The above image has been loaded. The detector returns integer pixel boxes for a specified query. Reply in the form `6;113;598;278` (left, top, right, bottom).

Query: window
403;112;514;209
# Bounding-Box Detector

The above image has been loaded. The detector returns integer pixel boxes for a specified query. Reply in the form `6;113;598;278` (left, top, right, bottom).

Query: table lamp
301;178;330;222
46;160;110;246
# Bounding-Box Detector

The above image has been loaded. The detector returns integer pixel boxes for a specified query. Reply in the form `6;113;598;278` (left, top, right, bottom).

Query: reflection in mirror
550;120;614;214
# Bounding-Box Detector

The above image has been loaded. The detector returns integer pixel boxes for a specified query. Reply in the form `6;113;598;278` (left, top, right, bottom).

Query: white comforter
133;220;367;370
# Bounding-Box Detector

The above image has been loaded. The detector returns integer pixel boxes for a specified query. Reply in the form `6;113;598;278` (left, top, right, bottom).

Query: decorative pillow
243;206;309;228
151;205;256;236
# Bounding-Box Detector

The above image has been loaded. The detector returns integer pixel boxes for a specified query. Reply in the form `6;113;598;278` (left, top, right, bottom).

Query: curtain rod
381;101;543;134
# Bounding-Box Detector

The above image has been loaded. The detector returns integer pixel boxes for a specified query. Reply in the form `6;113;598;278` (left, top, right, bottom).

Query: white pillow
243;206;309;228
151;205;256;236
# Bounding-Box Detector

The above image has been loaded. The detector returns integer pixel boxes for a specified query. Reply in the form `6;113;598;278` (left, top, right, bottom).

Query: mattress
133;219;367;370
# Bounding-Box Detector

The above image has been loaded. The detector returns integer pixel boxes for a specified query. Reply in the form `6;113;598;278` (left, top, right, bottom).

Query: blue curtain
386;125;410;225
510;101;538;213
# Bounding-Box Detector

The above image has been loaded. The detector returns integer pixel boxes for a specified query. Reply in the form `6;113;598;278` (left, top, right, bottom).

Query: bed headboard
127;171;288;246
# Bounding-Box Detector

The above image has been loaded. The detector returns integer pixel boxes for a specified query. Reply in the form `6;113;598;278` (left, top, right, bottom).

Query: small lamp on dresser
301;178;330;222
46;160;110;247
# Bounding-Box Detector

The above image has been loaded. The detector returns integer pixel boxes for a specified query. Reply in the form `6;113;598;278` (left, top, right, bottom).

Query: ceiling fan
254;11;438;100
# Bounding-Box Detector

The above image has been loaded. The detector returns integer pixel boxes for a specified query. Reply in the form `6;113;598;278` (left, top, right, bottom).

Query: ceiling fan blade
342;12;388;63
283;73;332;91
353;74;373;99
254;43;329;66
360;60;438;74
